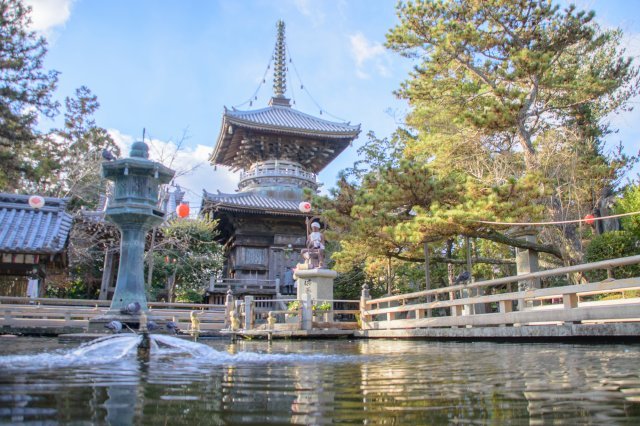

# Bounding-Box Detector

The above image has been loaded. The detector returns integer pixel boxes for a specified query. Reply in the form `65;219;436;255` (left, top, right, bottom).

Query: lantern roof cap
102;156;175;184
130;141;150;158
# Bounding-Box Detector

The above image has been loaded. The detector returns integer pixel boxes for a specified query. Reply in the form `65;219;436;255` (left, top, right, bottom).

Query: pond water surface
0;336;639;424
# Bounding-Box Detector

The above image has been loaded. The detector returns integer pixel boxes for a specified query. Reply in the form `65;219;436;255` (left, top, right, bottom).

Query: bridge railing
361;255;640;330
227;297;359;332
0;297;226;332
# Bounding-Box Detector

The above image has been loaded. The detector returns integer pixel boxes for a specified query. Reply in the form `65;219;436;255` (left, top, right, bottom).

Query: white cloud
24;0;75;38
349;32;389;79
293;0;325;25
107;129;239;212
620;32;640;59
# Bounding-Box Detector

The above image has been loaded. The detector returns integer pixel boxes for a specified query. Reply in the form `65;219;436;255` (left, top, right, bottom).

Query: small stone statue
302;217;325;268
190;310;202;332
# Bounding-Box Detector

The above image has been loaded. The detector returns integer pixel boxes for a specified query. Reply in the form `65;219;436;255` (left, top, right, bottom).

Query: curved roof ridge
225;104;360;135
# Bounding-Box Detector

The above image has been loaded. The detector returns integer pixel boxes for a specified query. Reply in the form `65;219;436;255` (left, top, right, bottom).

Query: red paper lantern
28;195;45;209
176;202;190;218
298;201;311;213
584;214;595;225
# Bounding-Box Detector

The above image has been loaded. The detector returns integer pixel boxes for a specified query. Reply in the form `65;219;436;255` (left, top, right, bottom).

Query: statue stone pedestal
294;268;337;328
294;268;337;301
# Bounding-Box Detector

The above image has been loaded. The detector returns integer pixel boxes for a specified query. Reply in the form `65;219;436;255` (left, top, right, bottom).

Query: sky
24;0;640;211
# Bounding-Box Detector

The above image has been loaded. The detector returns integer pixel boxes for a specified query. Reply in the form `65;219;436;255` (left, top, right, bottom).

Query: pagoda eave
211;119;355;173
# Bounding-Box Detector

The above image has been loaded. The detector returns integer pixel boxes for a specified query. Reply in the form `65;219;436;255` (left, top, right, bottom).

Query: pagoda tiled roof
202;190;305;217
224;105;360;138
0;193;73;254
212;103;360;173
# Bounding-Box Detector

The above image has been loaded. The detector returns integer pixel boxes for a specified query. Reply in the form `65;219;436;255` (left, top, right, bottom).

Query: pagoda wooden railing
239;161;317;183
208;277;280;293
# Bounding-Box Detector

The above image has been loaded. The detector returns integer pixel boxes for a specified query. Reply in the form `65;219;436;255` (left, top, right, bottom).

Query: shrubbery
584;231;640;281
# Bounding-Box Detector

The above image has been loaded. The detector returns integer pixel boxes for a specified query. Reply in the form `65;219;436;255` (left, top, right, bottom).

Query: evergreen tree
53;86;120;210
386;0;638;170
0;0;59;190
320;1;639;287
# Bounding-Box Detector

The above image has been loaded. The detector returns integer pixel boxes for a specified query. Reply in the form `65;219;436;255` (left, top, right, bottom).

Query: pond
0;336;639;424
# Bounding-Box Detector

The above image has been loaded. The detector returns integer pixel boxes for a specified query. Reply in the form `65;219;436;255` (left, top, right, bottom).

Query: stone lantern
89;141;174;331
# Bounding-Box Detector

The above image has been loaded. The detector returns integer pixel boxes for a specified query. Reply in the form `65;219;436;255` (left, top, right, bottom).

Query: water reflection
0;338;639;424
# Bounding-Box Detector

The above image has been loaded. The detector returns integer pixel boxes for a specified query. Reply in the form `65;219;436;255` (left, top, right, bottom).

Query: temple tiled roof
202;190;305;217
224;105;360;138
0;193;73;254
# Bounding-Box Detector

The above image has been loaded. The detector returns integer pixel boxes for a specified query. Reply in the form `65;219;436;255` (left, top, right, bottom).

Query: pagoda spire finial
270;20;290;106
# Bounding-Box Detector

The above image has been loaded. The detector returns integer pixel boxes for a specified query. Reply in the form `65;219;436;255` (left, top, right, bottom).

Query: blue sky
26;0;640;208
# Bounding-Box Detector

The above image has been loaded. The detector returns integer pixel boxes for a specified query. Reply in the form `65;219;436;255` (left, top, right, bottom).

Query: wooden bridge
2;255;640;341
0;298;225;335
357;255;640;340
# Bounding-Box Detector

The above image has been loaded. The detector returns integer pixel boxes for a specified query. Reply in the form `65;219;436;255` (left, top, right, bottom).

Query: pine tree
379;0;639;262
0;0;59;190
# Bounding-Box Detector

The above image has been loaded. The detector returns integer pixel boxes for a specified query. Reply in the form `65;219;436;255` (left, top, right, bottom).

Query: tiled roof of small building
203;190;305;217
225;105;360;138
0;193;73;254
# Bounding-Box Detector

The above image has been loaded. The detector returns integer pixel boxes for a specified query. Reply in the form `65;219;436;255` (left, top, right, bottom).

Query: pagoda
202;21;360;303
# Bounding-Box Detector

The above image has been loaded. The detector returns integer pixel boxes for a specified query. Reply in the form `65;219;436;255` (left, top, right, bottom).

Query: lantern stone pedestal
88;141;174;333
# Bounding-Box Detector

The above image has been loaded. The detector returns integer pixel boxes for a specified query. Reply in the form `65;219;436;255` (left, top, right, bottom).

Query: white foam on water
0;334;142;371
0;334;363;372
151;334;218;358
150;335;362;364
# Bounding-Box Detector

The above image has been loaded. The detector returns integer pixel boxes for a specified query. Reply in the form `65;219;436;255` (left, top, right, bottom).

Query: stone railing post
244;295;254;330
275;277;281;295
302;291;312;331
359;283;370;329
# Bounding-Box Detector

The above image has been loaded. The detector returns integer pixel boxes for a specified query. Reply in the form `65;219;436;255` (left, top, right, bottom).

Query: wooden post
563;293;578;309
99;249;114;300
386;256;392;295
465;237;473;283
423;243;431;292
166;269;177;303
563;292;579;325
359;283;370;329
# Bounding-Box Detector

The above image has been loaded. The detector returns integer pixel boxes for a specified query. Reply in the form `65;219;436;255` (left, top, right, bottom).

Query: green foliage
147;218;223;302
387;0;638;164
333;265;366;300
45;278;89;299
0;0;59;190
287;300;301;316
51;86;120;210
616;184;640;237
318;0;639;285
175;289;205;303
0;1;117;205
584;231;640;281
313;302;331;311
